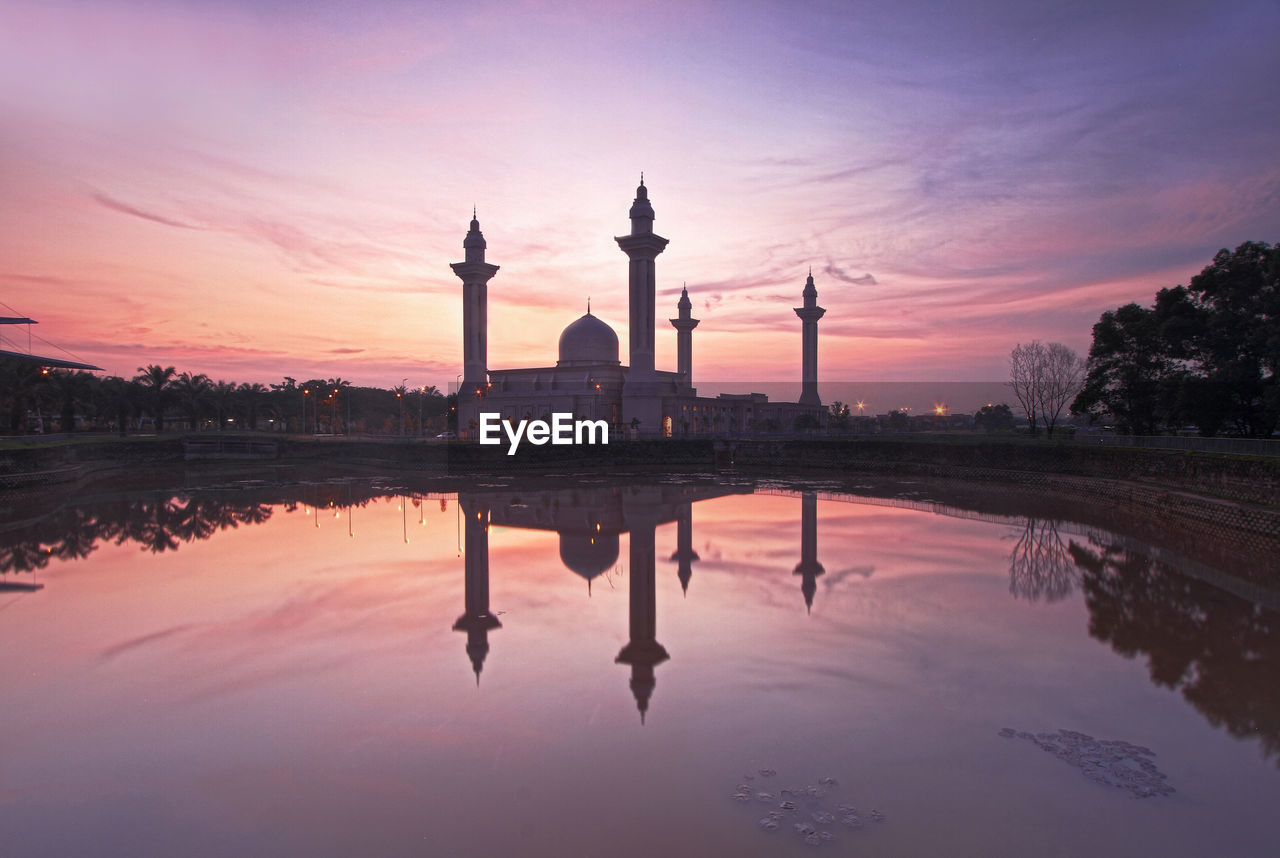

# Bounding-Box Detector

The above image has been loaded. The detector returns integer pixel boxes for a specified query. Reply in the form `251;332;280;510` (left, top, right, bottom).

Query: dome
559;530;619;582
557;312;620;366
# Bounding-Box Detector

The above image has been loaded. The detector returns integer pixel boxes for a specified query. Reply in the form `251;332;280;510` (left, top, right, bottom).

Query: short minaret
793;491;825;614
669;285;699;390
794;269;826;407
668;501;699;595
450;211;500;407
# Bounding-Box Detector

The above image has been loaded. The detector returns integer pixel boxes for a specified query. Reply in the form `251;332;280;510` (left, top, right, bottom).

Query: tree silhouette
133;365;176;432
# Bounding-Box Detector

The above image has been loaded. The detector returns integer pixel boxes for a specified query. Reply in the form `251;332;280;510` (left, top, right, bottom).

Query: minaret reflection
616;489;668;724
793;492;825;613
453;498;501;684
668;502;699;595
459;482;749;722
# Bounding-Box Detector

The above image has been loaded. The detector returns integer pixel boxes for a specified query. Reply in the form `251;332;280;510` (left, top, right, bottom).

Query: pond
1;474;1277;857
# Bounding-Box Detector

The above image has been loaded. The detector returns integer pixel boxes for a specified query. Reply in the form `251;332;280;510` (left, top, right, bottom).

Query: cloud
822;263;876;286
90;191;204;231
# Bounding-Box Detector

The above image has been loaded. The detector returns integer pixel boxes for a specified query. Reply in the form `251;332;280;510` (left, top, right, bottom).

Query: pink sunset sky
1;0;1278;391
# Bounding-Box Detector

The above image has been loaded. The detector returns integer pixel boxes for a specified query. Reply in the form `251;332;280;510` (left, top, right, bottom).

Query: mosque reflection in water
1;477;1278;763
457;484;762;722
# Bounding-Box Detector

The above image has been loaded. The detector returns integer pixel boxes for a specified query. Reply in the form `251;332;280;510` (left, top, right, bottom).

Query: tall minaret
450;211;499;411
793;491;825;614
617;178;669;433
669;285;699;391
616;488;669;724
794;269;825;407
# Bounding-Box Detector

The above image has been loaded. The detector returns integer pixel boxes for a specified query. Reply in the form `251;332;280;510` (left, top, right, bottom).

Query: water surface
1;475;1277;856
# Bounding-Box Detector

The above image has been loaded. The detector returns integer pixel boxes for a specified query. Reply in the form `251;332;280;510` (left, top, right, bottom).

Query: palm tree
326;377;352;434
172;371;213;430
393;383;408;435
1;357;43;433
42;369;95;433
133;365;176;432
239;382;268;430
97;376;138;436
211;380;238;431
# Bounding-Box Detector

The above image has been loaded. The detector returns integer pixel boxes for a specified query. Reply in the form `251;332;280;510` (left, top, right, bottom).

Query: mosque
452;179;827;438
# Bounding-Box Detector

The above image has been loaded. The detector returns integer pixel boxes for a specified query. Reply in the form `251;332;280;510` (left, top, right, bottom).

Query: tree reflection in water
0;487;374;575
1007;517;1080;602
1069;536;1280;767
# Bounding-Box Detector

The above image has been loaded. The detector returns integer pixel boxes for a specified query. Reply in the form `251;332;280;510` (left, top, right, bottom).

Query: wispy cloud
90;191;204;231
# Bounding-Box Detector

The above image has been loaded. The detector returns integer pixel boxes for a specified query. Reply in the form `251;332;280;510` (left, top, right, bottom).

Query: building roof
557;312;620;367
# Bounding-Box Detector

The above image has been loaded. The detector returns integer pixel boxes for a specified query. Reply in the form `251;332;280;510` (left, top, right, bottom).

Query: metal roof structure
0;316;102;371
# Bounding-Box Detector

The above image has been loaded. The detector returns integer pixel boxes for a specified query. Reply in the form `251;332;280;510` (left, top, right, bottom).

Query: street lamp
398;377;406;437
302;388;310;434
418;386;425;437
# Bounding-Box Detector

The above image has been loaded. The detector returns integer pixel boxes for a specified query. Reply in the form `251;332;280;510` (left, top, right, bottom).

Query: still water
1;475;1277;857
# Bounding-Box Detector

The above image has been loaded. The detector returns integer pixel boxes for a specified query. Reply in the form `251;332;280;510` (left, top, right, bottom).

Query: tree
239;383;267;430
42;369;94;433
172;372;213;430
1071;304;1173;435
211;380;238;430
1009;341;1044;435
393;383;408;436
829;401;851;431
1183;241;1280;437
98;375;137;436
793;412;821;432
974;403;1015;433
1072;242;1278;436
133;365;176;432
1035;343;1084;436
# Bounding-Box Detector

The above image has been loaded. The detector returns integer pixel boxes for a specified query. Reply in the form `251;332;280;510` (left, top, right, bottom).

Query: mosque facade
453;180;826;438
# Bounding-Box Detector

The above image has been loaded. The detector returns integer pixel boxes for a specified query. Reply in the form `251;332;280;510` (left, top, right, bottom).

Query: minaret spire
451;210;500;435
616;178;669;434
794;268;825;407
793;492;825;614
670;283;699;393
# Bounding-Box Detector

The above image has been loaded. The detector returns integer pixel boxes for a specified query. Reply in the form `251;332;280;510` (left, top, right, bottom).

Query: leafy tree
828;401;851;431
793;412;821;431
1183;241;1280;436
974;403;1015;433
1071;303;1173;435
1073;242;1278;436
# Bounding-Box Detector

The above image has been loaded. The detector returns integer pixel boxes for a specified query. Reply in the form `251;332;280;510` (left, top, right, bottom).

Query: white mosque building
452;179;826;438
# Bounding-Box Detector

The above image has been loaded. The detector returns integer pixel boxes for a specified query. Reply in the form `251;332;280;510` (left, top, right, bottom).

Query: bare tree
1010;341;1083;436
1009;341;1044;435
1035;342;1083;436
